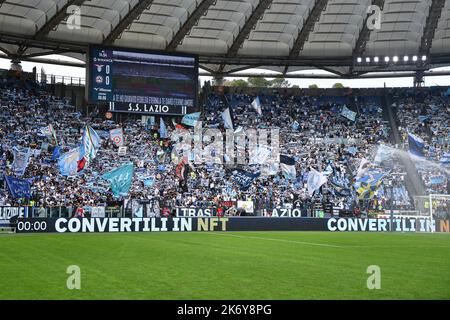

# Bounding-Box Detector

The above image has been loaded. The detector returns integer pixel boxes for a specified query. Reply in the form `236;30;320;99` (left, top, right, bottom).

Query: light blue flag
144;176;155;187
346;146;358;156
340;106;357;122
12;147;31;176
430;176;445;185
292;120;300;130
101;163;134;198
58;148;81;176
159;118;168;138
418;115;430;123
181;112;201;127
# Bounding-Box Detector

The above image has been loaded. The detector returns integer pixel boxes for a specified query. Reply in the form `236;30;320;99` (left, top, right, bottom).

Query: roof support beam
283;0;329;74
22;49;72;58
34;0;86;40
199;64;217;74
166;0;216;51
16;0;86;56
350;0;385;74
199;70;449;79
0;45;12;56
0;52;85;67
420;0;446;55
103;0;155;45
226;0;273;57
218;0;273;73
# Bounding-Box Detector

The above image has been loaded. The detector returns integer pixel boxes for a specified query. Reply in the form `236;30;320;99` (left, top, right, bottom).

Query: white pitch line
205;232;343;248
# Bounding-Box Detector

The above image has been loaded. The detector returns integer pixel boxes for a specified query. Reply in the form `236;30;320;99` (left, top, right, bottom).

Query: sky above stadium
1;56;450;89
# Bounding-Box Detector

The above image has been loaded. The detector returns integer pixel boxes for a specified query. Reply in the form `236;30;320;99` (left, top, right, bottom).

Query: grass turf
0;231;449;300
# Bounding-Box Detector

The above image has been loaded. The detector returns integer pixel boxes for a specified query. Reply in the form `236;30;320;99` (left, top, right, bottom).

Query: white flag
251;96;262;116
307;168;327;197
221;108;234;130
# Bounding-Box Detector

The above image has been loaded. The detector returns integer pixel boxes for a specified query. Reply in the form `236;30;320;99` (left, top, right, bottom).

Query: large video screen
88;45;198;115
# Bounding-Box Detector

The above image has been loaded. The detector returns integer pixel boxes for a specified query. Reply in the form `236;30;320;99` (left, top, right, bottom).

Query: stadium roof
0;0;449;77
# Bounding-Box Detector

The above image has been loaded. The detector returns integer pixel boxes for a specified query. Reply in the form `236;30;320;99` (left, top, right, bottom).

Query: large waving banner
354;171;385;200
280;155;296;180
79;125;101;171
12;147;31;176
408;132;425;157
5;176;31;199
307;168;328;196
58;148;81;176
101;163;134;197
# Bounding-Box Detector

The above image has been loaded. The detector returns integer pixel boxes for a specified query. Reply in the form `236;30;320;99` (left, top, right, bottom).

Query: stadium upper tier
0;0;449;75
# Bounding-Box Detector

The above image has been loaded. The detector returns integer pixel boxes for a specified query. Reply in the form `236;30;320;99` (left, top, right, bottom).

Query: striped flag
78;125;101;171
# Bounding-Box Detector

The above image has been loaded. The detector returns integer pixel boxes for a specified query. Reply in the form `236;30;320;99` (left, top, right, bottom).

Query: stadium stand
2;70;448;218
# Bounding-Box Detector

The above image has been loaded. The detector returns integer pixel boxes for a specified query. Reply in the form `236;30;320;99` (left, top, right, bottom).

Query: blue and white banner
109;128;124;146
280;155;296;180
12;147;31;176
340;106;357;122
251;96;262;115
5;176;31;199
181;112;201;127
408;132;425;157
101;163;134;197
232;169;260;191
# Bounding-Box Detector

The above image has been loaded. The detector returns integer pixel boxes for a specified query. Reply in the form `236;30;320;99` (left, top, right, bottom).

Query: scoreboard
87;45;198;116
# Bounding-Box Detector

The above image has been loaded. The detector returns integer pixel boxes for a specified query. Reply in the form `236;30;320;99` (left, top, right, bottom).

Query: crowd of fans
1;71;448;217
393;87;450;194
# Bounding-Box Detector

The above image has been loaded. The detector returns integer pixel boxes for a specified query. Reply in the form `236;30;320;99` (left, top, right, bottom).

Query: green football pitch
0;232;449;300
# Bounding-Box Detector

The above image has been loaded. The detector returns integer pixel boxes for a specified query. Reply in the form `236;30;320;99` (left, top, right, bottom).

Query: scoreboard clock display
88;45;198;116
